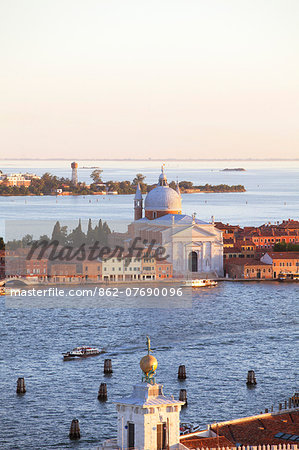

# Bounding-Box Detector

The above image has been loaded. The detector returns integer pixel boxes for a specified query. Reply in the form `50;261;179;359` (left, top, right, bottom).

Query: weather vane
140;336;158;385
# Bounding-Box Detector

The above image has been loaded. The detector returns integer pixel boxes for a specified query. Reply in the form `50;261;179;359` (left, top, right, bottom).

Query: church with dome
130;166;223;278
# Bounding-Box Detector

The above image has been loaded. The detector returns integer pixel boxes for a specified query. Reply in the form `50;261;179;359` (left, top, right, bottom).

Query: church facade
130;167;223;278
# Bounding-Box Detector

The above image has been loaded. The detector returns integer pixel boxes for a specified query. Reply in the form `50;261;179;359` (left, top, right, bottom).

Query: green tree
22;234;33;247
0;237;4;250
179;181;193;190
51;221;68;245
133;173;146;185
86;219;94;244
68;219;86;247
90;169;103;184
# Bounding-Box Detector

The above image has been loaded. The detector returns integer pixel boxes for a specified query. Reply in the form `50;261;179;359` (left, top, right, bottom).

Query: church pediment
170;224;220;240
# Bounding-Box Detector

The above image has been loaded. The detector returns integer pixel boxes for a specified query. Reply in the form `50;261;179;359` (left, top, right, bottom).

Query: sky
0;0;298;160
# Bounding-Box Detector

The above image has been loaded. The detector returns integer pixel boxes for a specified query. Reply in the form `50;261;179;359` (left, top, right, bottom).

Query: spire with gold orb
140;336;158;385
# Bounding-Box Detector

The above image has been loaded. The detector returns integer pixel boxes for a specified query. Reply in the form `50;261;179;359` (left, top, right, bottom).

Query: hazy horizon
1;0;299;160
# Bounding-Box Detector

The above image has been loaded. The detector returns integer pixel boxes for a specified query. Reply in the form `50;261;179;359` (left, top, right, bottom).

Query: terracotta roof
224;247;242;253
210;410;299;445
251;229;299;237
215;222;242;231
181;435;233;448
278;220;299;229
265;252;299;259
226;259;270;266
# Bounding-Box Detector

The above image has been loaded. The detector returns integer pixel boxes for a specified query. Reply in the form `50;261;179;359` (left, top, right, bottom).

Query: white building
101;255;142;281
130;167;223;278
99;338;184;450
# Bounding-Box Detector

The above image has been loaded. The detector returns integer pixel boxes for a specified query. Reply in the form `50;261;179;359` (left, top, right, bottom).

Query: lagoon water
0;160;299;237
0;160;298;448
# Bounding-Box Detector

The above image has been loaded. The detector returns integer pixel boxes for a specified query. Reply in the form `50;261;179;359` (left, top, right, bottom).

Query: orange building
249;228;299;249
5;255;48;282
155;260;173;279
261;251;299;278
48;263;79;283
80;260;102;281
225;259;273;279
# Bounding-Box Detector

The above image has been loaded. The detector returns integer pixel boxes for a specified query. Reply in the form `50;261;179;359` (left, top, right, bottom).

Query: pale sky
0;0;298;159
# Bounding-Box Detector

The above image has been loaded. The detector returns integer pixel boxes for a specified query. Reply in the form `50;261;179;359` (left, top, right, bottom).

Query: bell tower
115;337;184;450
134;183;143;221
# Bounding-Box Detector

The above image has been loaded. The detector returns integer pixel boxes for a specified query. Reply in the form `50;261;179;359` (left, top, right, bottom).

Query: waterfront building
130;166;223;278
224;259;273;279
155;260;173;279
141;254;156;280
5;255;48;282
80;260;102;282
48;263;78;283
261;251;299;278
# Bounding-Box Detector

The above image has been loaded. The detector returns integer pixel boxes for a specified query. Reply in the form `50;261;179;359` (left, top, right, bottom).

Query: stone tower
114;337;184;449
71;162;78;185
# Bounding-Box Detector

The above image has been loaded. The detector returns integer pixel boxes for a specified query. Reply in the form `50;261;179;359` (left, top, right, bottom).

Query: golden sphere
140;355;158;375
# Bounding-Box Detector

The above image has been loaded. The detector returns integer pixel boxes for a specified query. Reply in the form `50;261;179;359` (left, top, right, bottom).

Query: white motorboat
63;346;106;360
181;279;218;288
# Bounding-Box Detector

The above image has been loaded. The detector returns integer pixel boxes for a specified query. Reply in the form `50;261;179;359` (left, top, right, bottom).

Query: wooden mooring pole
179;389;187;406
69;419;80;440
98;383;108;401
246;370;257;386
178;365;186;380
16;377;26;394
104;359;113;374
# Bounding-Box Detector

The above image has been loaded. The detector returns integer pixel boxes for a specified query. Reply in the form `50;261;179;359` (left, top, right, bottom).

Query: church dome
144;165;181;213
145;186;181;211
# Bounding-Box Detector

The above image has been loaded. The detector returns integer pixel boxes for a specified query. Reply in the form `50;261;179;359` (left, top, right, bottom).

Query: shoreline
2;278;292;288
0;189;246;197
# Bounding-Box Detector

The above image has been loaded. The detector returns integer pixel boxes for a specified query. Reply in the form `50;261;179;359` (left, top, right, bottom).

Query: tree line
6;219;111;250
0;170;245;195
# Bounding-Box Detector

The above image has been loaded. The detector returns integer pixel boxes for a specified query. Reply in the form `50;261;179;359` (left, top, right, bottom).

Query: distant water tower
71;162;78;185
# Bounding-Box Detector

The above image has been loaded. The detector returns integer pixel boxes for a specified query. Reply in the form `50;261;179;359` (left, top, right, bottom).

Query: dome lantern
158;164;168;186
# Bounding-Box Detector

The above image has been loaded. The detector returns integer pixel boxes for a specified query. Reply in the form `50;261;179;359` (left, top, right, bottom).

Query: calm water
1;282;298;448
0;160;298;448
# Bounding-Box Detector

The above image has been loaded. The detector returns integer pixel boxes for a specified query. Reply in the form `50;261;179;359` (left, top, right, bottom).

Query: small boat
62;346;106;360
181;279;218;288
278;273;299;282
0;287;12;296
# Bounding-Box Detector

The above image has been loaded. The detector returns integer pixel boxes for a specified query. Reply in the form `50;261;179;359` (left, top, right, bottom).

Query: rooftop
210;409;299;445
265;251;299;259
137;214;209;226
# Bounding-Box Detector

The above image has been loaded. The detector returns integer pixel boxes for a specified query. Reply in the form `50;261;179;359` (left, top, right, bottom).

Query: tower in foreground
100;337;184;449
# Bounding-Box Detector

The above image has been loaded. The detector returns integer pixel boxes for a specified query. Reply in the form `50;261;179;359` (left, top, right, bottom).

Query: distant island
222;168;246;171
0;169;246;196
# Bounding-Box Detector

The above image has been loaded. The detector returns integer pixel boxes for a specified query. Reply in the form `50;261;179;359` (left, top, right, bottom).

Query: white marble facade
131;214;224;278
